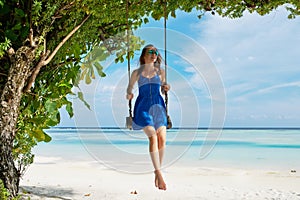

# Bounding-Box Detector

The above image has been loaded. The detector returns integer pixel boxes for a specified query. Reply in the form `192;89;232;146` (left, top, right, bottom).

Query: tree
0;0;299;198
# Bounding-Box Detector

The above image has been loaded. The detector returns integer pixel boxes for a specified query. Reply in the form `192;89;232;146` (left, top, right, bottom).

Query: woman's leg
143;126;167;190
156;126;166;166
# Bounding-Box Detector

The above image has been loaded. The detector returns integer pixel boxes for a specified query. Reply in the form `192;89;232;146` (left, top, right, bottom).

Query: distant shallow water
34;128;300;173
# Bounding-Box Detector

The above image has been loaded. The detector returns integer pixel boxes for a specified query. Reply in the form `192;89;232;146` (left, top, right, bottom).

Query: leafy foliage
211;1;300;18
0;179;10;200
0;180;20;200
0;37;11;57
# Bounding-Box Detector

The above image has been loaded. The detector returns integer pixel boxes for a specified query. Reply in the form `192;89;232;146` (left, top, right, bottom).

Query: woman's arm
126;69;139;100
160;69;170;93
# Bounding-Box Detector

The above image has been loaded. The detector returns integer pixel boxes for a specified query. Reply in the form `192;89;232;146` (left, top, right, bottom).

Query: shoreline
20;156;300;200
20;129;300;199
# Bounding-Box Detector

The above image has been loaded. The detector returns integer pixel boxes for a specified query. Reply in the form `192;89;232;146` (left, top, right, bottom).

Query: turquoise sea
36;128;300;173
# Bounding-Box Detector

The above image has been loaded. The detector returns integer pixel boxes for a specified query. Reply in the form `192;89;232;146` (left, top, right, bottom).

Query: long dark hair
138;44;162;75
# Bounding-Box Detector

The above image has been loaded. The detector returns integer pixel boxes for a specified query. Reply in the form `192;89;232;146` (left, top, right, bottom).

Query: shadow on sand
20;185;75;200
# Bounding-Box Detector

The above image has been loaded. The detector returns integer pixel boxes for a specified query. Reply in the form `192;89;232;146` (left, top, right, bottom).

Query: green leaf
80;67;87;81
143;17;149;24
12;23;22;31
171;11;176;18
0;4;10;15
45;99;57;113
31;129;51;142
78;92;91;110
15;8;25;17
44;132;52;142
89;66;95;79
32;129;45;142
85;74;91;84
94;62;106;77
58;83;72;89
5;29;18;42
66;102;74;117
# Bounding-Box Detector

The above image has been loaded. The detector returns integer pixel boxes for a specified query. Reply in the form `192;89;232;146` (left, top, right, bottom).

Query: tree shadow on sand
20;185;75;200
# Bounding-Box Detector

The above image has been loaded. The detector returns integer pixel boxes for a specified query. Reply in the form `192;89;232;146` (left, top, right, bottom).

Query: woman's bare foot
154;170;166;190
154;173;158;187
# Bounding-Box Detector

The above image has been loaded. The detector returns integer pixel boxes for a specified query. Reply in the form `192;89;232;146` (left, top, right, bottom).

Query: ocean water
36;128;300;173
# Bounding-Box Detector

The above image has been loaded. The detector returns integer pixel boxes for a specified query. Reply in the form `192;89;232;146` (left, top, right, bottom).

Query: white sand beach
20;155;300;200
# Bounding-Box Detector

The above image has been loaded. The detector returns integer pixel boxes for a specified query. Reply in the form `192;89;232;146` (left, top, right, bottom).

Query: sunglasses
148;49;159;56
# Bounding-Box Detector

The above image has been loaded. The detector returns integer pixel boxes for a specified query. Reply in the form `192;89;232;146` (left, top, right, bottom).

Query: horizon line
51;126;300;130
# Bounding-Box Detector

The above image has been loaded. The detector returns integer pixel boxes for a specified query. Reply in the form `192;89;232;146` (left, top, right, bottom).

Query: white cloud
191;7;300;126
184;66;196;73
196;7;300;78
256;81;300;94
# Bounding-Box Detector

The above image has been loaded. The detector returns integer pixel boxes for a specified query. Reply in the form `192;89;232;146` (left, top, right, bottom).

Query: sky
59;6;300;128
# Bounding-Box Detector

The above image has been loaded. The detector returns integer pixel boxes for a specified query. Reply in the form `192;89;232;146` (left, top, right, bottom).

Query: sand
19;156;300;200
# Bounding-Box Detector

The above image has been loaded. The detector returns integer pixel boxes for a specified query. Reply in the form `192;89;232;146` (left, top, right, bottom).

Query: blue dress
132;74;167;130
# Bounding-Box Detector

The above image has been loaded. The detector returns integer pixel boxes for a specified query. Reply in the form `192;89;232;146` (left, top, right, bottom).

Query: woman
126;44;170;190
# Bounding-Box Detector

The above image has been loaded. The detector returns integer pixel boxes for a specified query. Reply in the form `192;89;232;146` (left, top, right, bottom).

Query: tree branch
24;14;91;92
51;1;75;26
0;72;8;77
44;14;91;66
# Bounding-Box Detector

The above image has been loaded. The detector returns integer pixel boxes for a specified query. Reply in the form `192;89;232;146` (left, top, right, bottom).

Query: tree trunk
0;46;35;197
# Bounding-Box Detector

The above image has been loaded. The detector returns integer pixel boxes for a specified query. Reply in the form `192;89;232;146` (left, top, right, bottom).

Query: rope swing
163;0;172;129
126;0;133;129
126;0;172;129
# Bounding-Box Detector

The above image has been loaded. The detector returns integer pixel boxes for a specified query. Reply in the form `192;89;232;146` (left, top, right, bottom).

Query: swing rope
163;0;172;129
163;0;169;116
126;0;133;121
125;0;133;130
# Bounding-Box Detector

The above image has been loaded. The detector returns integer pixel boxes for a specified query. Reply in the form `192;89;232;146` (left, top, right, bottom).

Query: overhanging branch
24;14;91;92
44;14;91;66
